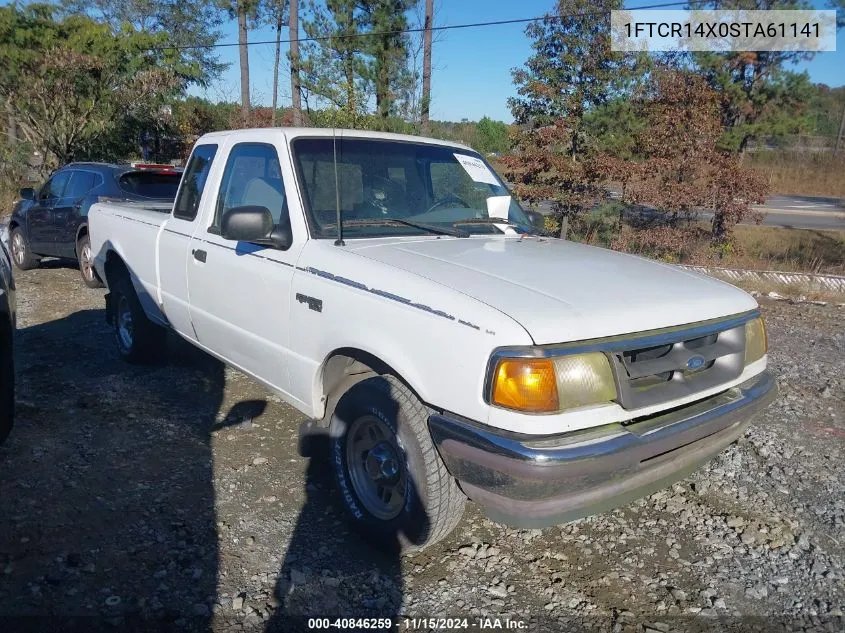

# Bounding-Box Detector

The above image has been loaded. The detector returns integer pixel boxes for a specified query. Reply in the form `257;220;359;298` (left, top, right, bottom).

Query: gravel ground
0;264;843;633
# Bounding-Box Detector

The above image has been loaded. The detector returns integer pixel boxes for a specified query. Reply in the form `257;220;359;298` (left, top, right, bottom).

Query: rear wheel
329;375;466;552
77;233;104;288
110;274;165;363
10;228;39;271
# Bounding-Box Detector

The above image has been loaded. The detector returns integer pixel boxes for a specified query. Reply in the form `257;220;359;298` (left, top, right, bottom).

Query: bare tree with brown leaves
618;70;767;249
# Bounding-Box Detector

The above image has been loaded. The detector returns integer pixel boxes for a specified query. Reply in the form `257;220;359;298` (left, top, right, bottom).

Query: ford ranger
88;128;776;550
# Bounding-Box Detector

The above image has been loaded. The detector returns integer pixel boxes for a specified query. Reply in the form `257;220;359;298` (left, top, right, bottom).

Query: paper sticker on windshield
486;195;511;220
454;153;499;185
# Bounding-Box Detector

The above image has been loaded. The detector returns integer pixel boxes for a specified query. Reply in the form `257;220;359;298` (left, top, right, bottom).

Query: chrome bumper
429;371;777;528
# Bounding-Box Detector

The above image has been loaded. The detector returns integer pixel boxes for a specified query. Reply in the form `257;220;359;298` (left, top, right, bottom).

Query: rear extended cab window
173;145;218;221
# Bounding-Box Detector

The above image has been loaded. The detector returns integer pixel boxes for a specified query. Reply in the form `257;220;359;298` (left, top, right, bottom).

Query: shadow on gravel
266;379;428;633
0;307;245;632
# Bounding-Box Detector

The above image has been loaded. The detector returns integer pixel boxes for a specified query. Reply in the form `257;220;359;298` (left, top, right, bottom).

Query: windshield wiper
323;218;469;238
452;217;535;233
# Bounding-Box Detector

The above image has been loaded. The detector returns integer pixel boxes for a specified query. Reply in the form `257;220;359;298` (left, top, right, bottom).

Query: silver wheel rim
12;233;24;265
117;295;134;351
346;415;407;521
80;242;93;280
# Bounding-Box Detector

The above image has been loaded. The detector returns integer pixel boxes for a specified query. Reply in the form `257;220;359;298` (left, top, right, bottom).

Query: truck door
158;144;219;341
186;140;304;396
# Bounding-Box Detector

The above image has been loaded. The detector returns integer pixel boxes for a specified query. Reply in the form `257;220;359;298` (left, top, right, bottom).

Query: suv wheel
77;234;104;288
9;228;39;271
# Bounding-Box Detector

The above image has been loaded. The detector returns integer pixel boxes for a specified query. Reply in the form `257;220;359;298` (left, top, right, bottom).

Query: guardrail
678;265;845;294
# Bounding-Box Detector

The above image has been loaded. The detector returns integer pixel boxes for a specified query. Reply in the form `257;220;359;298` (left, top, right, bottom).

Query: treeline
0;1;513;176
1;0;844;253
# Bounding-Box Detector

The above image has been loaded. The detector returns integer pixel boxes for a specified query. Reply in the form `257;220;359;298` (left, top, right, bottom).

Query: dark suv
0;235;14;445
8;163;181;287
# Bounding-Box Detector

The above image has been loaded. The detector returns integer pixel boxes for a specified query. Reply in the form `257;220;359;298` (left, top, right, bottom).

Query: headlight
745;317;767;365
490;352;617;414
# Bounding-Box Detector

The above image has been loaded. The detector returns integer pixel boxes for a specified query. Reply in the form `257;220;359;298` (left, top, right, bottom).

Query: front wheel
9;228;39;271
110;274;166;364
330;375;466;552
77;234;104;288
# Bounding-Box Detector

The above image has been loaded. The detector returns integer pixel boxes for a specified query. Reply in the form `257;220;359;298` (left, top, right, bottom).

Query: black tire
329;375;466;552
110;273;166;364
9;227;39;271
77;233;104;288
0;318;13;446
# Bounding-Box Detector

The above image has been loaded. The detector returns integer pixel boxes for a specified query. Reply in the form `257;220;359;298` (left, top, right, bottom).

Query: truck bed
88;200;172;326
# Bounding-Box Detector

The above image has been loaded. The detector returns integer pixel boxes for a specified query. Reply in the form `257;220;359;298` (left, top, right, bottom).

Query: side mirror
220;205;293;251
19;188;35;200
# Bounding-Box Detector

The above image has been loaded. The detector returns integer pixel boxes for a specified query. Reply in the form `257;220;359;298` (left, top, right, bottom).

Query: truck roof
197;127;473;151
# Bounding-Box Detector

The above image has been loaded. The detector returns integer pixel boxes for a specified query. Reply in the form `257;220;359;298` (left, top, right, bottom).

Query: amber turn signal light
491;358;559;413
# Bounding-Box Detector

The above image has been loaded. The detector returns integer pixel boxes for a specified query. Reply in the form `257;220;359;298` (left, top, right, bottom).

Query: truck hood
345;236;758;344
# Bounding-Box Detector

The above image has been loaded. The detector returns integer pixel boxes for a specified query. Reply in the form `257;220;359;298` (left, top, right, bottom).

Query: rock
670;588;687;601
726;516;746;529
811;560;828;576
488;584;508;599
458;546;476;558
232;596;244;611
252;457;268;466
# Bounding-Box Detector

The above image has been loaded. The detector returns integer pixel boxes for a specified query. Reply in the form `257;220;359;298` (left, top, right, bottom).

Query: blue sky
192;0;845;122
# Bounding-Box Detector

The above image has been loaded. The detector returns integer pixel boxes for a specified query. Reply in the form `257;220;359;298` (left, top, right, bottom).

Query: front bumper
429;371;776;528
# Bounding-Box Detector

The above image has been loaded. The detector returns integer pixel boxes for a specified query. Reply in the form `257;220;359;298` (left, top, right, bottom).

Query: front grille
610;322;746;410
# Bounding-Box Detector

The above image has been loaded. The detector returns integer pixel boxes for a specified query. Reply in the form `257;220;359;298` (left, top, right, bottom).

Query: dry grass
729;225;845;275
748;151;845;198
572;206;845;276
0;187;19;221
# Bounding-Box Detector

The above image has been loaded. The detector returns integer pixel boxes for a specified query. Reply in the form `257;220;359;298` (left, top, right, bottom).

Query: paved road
529;194;845;231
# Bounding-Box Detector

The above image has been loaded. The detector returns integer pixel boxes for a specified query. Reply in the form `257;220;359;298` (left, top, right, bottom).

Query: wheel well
8;220;19;232
75;224;88;243
319;348;421;426
103;251;129;286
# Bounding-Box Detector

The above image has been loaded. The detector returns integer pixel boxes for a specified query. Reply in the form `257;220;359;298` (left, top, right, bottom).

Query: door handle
192;249;207;263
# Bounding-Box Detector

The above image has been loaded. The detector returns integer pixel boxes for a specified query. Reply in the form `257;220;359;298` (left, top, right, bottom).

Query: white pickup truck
89;128;776;550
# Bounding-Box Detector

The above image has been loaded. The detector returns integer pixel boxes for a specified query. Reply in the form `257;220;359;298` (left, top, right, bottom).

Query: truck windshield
291;137;533;239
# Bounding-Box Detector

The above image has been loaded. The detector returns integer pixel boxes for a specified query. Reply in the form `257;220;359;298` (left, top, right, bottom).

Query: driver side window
213;143;289;230
39;171;71;202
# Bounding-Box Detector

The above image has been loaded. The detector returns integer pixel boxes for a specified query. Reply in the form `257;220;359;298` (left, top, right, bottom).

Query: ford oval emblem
686;355;706;370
